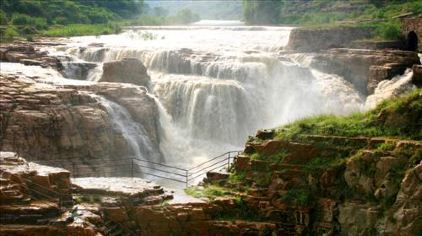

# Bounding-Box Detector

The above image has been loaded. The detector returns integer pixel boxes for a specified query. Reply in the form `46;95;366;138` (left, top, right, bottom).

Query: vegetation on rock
188;89;421;235
276;88;422;140
242;0;422;40
0;0;201;41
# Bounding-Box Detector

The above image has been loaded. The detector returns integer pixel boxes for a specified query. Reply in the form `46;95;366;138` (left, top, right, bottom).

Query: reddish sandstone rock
310;48;420;94
99;58;151;88
254;140;319;164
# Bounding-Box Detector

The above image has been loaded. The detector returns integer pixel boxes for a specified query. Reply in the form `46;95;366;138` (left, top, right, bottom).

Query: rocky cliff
286;27;373;52
0;151;172;236
308;48;420;94
0;72;161;175
191;89;421;235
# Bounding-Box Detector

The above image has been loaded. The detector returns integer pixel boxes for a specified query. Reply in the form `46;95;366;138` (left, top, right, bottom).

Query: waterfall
94;95;158;163
153;73;258;147
46;23;367;178
365;69;415;109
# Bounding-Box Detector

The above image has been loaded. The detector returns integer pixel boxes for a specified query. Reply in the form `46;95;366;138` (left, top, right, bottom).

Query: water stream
11;21;370;184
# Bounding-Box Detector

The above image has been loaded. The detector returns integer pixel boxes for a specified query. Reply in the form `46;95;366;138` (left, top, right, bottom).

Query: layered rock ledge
306;48;420;94
0;72;161;175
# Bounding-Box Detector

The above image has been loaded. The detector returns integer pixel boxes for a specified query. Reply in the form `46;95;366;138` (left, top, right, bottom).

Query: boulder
0;43;63;71
286;27;372;52
412;64;422;87
310;49;420;94
384;163;422;235
0;152;72;207
0;74;162;175
62;61;97;80
99;58;151;88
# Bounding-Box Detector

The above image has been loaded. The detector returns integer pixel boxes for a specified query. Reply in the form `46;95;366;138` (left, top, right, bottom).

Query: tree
174;9;200;24
152;7;169;17
242;0;281;25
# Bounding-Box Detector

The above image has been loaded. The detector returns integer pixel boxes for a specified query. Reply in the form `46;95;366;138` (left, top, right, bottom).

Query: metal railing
32;151;242;188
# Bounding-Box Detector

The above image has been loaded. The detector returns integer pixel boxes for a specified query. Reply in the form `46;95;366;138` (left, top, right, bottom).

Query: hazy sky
144;0;242;20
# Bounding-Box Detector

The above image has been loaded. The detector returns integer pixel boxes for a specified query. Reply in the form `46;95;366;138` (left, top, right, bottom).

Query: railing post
227;152;230;170
131;159;134;178
185;170;189;188
72;162;75;177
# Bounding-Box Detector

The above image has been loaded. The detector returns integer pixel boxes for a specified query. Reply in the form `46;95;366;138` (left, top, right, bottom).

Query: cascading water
365;69;415;109
46;21;367;176
94;95;157;162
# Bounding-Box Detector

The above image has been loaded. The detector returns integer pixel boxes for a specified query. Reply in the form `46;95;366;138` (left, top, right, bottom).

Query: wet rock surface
309;48;420;94
0;43;63;71
99;58;151;88
0;73;161;174
286;27;372;52
200;130;422;236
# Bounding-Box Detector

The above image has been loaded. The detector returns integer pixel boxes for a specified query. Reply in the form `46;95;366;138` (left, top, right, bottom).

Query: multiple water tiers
3;22;412;181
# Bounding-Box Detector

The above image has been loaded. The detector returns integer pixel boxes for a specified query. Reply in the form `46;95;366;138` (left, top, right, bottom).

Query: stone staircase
0;177;29;204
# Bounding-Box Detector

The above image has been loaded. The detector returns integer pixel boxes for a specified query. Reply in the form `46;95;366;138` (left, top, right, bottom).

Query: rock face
365;69;415;109
0;152;88;235
0;73;161;175
413;64;422;87
62;61;97;80
0;152;176;236
0;43;63;71
286;27;372;52
207;132;421;235
309;48;420;94
0;151;72;206
99;58;151;88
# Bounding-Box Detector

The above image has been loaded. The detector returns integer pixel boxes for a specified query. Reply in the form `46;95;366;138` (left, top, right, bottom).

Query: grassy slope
243;0;421;40
289;0;422;40
276;89;422;141
186;89;421;218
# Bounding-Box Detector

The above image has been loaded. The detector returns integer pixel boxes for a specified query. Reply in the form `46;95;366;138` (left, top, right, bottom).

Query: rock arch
407;31;418;51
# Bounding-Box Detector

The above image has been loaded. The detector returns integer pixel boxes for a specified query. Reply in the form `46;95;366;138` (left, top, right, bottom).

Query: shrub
375;21;401;40
11;13;33;25
0;10;8;25
280;188;313;206
2;26;19;41
33;17;48;30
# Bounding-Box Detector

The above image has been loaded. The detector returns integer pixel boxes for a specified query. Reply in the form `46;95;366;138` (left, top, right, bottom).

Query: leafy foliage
280;188;313;206
0;0;144;40
42;23;121;37
242;0;422;40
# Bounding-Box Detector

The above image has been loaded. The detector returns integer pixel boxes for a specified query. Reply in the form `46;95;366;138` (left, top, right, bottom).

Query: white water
94;95;158;162
39;23;367;177
365;69;415;109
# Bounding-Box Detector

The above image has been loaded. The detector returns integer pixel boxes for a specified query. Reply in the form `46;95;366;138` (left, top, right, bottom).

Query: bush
19;25;37;35
42;24;120;37
11;13;33;25
129;15;167;26
375;21;401;40
2;26;19;41
33;17;48;30
173;8;200;24
0;10;8;25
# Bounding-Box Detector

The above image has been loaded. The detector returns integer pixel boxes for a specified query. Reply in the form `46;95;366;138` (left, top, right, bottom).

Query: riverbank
1;21;421;235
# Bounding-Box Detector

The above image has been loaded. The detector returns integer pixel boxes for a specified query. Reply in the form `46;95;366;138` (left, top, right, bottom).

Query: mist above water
45;22;364;171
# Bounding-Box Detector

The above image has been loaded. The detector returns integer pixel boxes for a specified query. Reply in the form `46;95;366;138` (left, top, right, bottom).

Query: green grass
276;89;422;141
278;0;421;40
184;185;232;200
280;188;313;206
303;157;346;173
41;23;121;37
